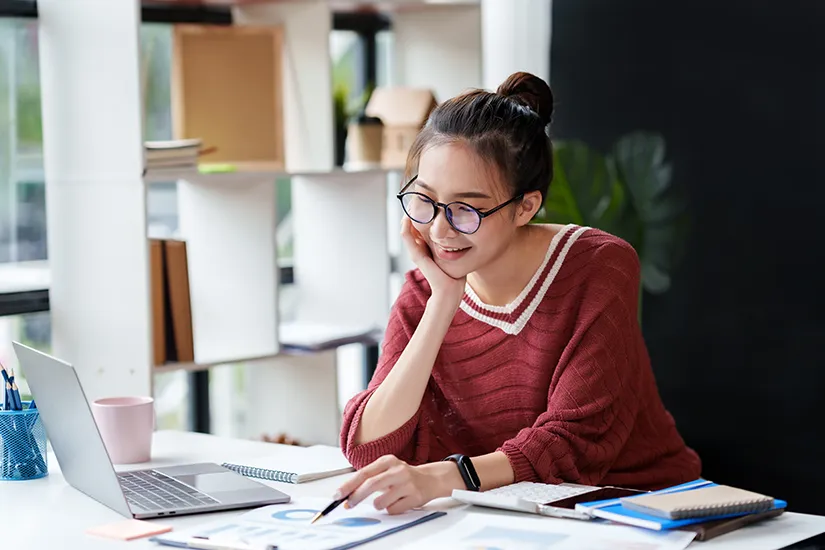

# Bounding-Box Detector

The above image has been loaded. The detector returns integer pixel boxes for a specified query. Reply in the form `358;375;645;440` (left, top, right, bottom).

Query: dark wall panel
550;0;825;513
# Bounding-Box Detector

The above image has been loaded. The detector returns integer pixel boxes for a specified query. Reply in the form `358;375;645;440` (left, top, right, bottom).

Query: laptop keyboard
118;470;219;512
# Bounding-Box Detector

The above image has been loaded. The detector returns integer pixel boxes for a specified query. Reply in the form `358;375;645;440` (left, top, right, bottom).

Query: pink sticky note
86;519;173;541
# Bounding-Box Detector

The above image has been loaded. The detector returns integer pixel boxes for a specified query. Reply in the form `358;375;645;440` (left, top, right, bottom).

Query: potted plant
534;131;689;310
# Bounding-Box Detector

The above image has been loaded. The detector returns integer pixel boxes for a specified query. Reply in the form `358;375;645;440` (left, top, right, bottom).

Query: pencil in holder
0;401;48;480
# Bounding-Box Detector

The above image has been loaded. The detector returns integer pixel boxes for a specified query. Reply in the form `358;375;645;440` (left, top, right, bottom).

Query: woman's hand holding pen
332;455;464;515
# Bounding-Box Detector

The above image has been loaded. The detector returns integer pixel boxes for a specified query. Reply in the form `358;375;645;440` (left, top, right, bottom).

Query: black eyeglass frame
396;175;524;235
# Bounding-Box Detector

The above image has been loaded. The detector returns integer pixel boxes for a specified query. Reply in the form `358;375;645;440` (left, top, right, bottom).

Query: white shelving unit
35;0;551;446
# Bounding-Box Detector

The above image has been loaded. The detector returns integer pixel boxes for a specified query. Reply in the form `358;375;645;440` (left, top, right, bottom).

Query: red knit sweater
340;225;701;490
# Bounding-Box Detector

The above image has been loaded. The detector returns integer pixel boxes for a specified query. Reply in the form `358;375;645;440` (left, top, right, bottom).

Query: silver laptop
12;341;291;519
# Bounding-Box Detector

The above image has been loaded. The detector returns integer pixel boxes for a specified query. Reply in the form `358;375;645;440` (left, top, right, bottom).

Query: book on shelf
149;238;195;366
144;138;207;172
149;239;167;367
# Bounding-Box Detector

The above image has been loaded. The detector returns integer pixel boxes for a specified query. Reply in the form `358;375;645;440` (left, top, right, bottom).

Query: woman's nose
430;207;458;240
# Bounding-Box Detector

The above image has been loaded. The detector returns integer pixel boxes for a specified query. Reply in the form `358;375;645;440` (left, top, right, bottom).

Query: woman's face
410;142;524;279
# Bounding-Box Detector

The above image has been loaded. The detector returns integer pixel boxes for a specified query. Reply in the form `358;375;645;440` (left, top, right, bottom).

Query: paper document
402;512;696;550
151;497;445;550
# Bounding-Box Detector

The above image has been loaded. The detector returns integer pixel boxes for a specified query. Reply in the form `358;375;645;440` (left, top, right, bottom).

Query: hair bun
496;71;554;127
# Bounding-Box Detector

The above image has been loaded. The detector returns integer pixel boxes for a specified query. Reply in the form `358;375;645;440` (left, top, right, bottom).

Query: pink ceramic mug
91;396;155;464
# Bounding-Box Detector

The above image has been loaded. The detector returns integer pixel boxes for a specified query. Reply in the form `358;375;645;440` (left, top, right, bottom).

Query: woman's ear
515;190;543;226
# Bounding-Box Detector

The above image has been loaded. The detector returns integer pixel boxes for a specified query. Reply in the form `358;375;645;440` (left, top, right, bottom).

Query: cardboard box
365;87;437;169
172;25;285;171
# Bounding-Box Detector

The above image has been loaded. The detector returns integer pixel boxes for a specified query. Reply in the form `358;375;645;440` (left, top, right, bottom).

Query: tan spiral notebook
620;485;775;519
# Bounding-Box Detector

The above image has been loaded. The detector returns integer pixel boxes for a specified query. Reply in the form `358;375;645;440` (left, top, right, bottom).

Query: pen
8;368;22;411
310;492;351;525
185;535;276;550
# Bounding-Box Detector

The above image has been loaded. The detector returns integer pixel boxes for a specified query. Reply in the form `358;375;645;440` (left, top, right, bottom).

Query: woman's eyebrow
416;180;492;200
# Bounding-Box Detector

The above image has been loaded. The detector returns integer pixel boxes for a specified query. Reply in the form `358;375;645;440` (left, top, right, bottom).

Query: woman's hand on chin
401;217;466;311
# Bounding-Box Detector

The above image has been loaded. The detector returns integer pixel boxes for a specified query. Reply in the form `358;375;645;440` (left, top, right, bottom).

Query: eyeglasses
396;175;524;235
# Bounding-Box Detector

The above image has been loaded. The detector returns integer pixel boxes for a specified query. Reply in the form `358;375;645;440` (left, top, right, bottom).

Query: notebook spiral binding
221;462;299;484
671;499;774;519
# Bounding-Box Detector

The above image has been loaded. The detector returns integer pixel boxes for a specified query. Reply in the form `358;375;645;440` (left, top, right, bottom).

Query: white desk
4;430;825;549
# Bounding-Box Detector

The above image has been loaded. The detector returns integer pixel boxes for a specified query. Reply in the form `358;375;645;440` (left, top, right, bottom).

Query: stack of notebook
575;479;787;541
144;138;205;171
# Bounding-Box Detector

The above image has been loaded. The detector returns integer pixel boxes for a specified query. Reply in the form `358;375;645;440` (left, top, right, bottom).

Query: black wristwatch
443;454;481;491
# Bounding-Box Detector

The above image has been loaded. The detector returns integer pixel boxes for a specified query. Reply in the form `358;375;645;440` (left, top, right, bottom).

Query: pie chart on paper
332;517;382;527
271;509;319;521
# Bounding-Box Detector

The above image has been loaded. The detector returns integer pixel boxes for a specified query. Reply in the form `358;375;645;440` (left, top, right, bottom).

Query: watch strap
443;453;481;491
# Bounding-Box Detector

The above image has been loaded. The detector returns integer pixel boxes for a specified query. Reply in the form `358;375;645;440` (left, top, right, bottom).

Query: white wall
481;0;552;91
393;6;483;102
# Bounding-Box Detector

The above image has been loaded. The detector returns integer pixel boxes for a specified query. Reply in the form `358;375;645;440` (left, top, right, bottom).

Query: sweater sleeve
498;240;645;486
339;275;432;469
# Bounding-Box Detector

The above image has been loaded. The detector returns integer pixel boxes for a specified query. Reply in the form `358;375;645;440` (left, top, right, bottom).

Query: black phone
547;486;648;509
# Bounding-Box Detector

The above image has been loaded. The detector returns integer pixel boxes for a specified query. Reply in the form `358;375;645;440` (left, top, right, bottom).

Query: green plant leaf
613;131;689;294
641;262;671;294
536;132;689;297
613;131;671;219
542;140;632;234
556;140;612;224
542;144;584;225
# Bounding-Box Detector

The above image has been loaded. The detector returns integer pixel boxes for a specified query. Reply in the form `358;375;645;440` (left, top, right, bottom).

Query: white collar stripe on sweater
459;225;590;335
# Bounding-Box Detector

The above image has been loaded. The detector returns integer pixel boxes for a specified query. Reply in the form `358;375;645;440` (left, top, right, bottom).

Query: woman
335;72;701;515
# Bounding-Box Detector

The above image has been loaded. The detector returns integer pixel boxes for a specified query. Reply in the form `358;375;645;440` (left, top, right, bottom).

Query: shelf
153;351;283;374
143;167;282;185
143;164;401;184
152;335;380;374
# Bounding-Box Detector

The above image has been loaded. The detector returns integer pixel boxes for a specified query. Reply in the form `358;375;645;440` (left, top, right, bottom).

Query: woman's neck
466;225;556;307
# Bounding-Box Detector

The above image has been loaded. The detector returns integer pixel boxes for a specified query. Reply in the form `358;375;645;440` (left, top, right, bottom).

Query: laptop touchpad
182;472;268;493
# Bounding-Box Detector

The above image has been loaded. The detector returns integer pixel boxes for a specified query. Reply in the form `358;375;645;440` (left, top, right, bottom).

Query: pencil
309;493;350;525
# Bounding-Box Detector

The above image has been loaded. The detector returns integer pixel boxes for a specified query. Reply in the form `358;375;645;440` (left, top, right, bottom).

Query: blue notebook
574;479;787;531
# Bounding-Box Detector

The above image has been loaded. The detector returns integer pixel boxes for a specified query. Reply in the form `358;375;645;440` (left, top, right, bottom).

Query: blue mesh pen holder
0;401;48;481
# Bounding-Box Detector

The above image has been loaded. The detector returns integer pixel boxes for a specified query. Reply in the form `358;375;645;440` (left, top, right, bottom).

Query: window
0;18;45;397
0;18;44;265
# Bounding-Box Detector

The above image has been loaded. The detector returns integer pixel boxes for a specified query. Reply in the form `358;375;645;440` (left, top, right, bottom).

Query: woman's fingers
372;484;408;511
385;495;421;515
334;455;397;501
400;218;431;261
348;464;411;507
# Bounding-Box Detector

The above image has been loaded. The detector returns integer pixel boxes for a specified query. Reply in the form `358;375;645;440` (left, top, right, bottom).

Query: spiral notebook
619;484;775;520
221;445;354;484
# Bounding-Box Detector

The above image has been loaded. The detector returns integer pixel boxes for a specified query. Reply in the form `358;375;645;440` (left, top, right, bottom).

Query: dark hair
406;71;555;203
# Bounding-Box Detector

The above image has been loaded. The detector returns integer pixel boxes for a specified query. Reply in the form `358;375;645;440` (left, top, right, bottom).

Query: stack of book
149;238;194;366
144;138;204;172
575;479;787;541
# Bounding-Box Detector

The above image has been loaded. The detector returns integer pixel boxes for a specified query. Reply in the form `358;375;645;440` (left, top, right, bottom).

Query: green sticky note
198;163;237;174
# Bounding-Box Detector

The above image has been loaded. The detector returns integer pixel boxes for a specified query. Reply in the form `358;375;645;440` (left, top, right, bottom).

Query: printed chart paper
152;497;441;550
